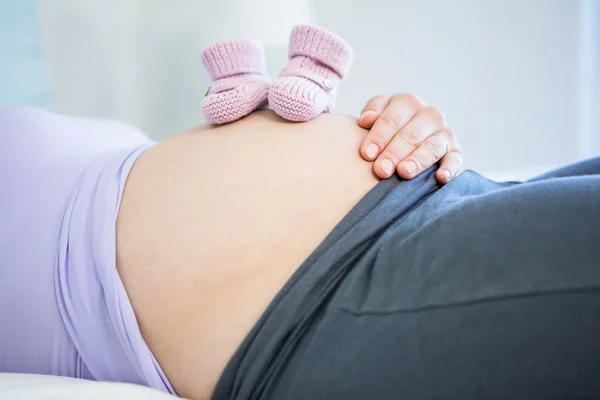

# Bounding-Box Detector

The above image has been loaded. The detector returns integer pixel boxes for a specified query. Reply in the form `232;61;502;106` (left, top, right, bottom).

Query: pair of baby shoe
201;25;353;124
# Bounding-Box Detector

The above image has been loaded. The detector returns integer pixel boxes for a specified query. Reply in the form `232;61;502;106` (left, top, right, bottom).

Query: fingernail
381;159;394;176
403;161;418;175
360;110;377;120
365;143;379;160
442;169;452;180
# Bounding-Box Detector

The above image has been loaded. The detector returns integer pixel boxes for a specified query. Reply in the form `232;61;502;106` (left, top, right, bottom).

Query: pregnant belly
115;111;378;399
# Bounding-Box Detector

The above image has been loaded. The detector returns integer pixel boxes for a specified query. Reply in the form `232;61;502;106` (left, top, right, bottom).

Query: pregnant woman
1;92;599;400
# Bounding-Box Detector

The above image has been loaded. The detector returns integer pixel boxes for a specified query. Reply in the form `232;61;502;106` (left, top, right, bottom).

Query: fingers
358;92;463;183
373;105;446;178
436;150;464;184
360;94;425;162
358;95;390;129
396;131;451;179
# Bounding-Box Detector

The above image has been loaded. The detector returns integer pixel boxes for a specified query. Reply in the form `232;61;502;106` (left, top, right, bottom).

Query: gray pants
213;158;600;400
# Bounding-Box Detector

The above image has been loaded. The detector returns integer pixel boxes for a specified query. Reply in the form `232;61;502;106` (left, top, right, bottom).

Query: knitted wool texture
269;25;353;121
201;39;270;124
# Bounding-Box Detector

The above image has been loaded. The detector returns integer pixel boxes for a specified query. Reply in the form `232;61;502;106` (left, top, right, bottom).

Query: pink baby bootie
269;25;353;122
201;39;271;124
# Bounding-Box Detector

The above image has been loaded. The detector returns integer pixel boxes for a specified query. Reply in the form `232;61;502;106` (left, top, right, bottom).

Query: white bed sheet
0;373;183;400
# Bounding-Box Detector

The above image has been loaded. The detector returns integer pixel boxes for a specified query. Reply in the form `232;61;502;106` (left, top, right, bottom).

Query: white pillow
0;374;183;400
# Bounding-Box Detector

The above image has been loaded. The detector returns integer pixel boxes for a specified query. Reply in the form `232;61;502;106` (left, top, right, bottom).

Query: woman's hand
358;94;463;184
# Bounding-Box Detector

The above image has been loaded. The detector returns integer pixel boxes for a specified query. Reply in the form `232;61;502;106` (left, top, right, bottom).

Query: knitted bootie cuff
201;39;268;80
288;25;353;78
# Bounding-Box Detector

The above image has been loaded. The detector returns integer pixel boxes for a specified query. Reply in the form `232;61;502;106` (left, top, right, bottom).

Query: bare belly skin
116;111;379;399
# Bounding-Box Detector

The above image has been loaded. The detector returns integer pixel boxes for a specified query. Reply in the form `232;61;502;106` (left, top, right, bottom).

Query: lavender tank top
0;107;175;394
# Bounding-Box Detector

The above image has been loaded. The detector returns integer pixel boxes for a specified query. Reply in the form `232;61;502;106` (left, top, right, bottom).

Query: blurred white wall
37;0;599;173
588;0;600;158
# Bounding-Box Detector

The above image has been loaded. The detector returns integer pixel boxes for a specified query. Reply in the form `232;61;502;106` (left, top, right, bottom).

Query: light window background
37;0;599;177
